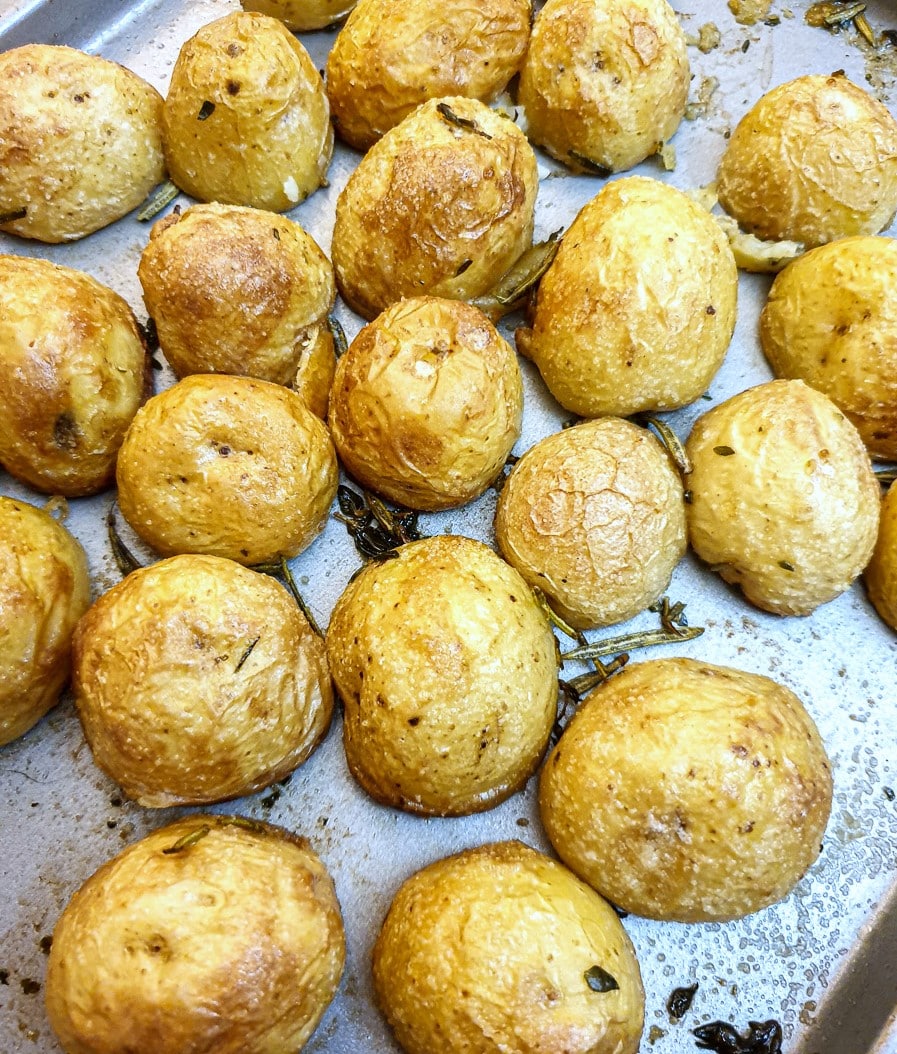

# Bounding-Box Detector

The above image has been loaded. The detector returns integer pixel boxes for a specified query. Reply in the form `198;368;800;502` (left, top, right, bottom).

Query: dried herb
197;100;216;120
234;636;260;672
883;28;897;45
533;585;581;641
139;316;160;353
328;314;348;358
584;965;619;993
136;180;179;222
568;151;612;177
278;557;323;637
471;233;562;320
436;102;492;139
713;445;736;457
455;258;473;276
563;655;630;697
0;206;27;224
667;982;699;1020
106;503;143;577
884;786;895;800
692;1019;782;1053
39;936;53;956
874;464;897;486
635;415;692;475
854;10;875;42
778;560;795;572
335;484;424;562
162;825;211;854
561;624;703;663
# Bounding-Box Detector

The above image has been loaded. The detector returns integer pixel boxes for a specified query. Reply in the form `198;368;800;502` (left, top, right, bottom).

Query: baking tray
1;1;895;1051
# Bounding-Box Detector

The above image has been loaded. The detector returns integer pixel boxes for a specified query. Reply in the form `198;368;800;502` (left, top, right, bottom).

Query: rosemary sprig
106;502;143;577
334;484;424;562
436;102;492;139
162;825;210;854
327;314;348;357
470;234;561;321
136;180;179;222
560;624;704;663
633;414;692;475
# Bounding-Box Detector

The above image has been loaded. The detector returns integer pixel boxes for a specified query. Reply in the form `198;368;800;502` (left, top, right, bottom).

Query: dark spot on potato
227;80;241;95
706;305;716;314
408;716;420;726
53;412;79;451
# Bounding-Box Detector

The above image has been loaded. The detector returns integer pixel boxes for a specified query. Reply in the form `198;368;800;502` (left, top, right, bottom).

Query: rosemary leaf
162;825;210;854
584;965;619;993
136;180;179;222
106;503;143;577
561;624;704;663
436;102;492;139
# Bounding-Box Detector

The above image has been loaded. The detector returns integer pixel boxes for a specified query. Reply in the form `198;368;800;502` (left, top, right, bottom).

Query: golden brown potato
0;498;90;746
717;73;897;248
540;658;833;922
241;0;357;31
73;555;333;807
292;323;337;420
760;236;897;461
865;483;897;630
685;379;880;616
331;96;538;320
0;44;164;243
0;255;149;497
116;374;338;566
326;535;558;816
518;176;737;418
163;12;333;212
495;418;686;629
326;0;531;151
46;815;344;1054
373;841;644;1054
328;297;522;510
519;0;689;174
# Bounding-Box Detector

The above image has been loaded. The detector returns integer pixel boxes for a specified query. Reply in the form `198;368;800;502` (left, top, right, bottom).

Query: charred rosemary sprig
335;484;424;561
0;206;27;224
327;314;348;357
560;624;704;663
252;557;324;637
106;501;144;577
436;102;492;139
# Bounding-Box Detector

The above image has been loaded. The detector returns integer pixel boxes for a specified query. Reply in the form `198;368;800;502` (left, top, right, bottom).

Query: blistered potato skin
760;236;897;461
241;0;358;31
518;176;737;418
373;842;644;1054
45;816;345;1054
0;498;90;746
0;45;164;243
717;74;897;248
685;379;880;616
540;659;833;922
329;297;523;510
519;0;689;174
326;0;531;151
332;97;538;320
326;536;558;816
0;256;149;497
866;483;897;631
495;418;686;629
163;12;333;212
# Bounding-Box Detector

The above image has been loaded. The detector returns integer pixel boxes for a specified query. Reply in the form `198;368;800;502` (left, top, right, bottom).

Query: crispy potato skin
116;374;338;566
326;536;558;816
718;74;897;248
518;176;736;417
162;12;333;212
495;418;686;629
540;658;833;922
45;816;345;1054
326;0;531;151
0;255;150;497
519;0;688;173
373;841;644;1054
328;297;523;510
73;555;333;807
685;379;880;616
0;44;164;243
332;97;538;320
866;483;897;631
241;0;358;31
760;236;897;461
0;498;90;746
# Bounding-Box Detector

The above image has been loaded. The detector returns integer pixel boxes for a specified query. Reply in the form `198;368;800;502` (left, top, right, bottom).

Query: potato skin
373;841;644;1054
0;255;150;497
495;418;686;629
45;815;345;1054
326;536;558;816
760;236;897;461
326;0;531;151
685;379;880;616
116;374;338;566
332;96;538;320
540;658;833;922
163;12;333;212
240;0;357;31
519;0;689;174
865;483;897;631
328;297;523;510
0;44;164;243
717;74;897;248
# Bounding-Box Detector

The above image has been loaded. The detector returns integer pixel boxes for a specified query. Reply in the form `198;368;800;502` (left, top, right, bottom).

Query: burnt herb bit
335;483;424;562
713;445;736;456
0;206;27;224
569;151;612;177
234;636;260;672
584;965;619;993
328;314;349;358
106;502;144;577
874;464;897;486
692;1019;782;1053
162;824;211;854
778;560;795;572
436;102;492;139
197;100;216;120
667;982;699;1021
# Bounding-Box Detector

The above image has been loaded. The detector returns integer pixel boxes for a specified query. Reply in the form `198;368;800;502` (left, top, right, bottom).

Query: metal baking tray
1;1;895;1051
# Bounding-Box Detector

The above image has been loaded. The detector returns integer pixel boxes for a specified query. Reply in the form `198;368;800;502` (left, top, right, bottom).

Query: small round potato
240;0;357;31
45;815;345;1054
0;498;90;746
0;255;149;497
0;44;164;243
495;418;686;629
685;379;880;616
760;236;897;461
518;176;737;418
328;297;523;510
519;0;689;174
540;658;834;922
373;841;644;1054
717;73;897;248
326;0;531;151
326;535;558;816
331;96;538;320
163;12;333;212
116;374;338;566
73;555;333;807
865;483;897;631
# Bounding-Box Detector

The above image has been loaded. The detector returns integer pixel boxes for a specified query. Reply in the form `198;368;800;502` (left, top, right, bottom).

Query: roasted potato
685;379;880;616
240;0;357;31
865;483;897;631
540;658;833;922
373;841;644;1054
45;815;345;1054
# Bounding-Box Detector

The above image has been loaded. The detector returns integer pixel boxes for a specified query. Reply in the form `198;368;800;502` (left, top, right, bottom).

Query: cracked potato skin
373;841;644;1054
865;483;897;631
685;379;880;616
45;815;345;1054
240;0;358;31
540;658;833;923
